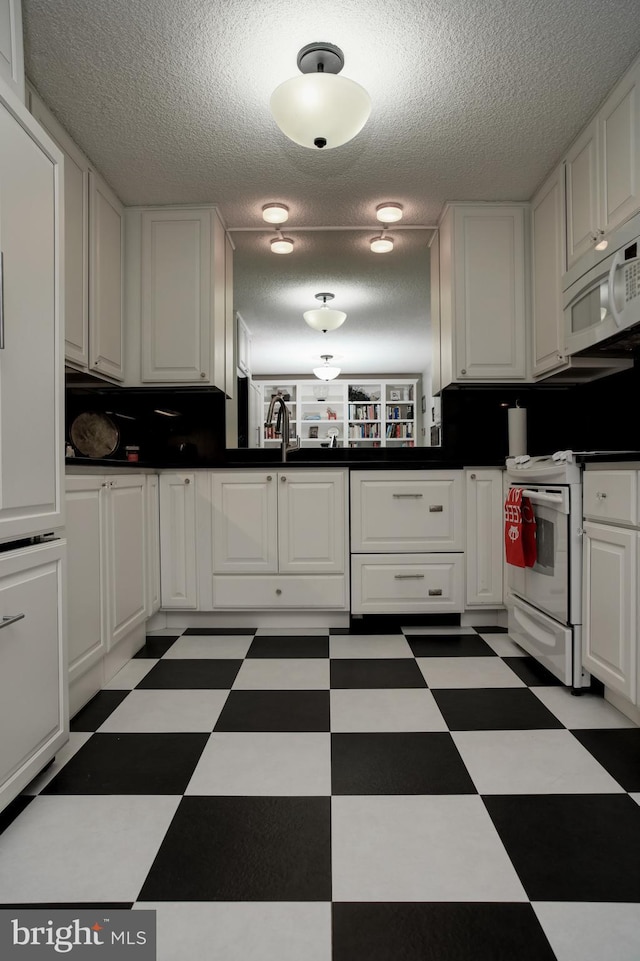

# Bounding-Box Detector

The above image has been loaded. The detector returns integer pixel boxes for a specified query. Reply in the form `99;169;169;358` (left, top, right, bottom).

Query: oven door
507;486;569;624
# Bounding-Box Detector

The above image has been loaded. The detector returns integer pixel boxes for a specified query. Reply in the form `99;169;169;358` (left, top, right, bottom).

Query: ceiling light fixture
376;203;403;223
303;293;347;332
370;233;394;253
270;42;371;150
313;354;341;380
270;233;294;254
262;203;289;224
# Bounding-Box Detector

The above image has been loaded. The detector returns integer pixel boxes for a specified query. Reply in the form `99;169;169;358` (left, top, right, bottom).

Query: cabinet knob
267;475;273;482
184;478;191;485
596;491;607;500
281;475;287;482
460;368;467;375
275;588;282;595
470;473;476;480
102;482;108;487
200;371;206;378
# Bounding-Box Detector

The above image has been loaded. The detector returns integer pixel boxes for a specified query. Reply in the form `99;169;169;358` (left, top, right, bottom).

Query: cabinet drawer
351;471;464;552
583;471;638;525
351;553;464;614
212;574;347;610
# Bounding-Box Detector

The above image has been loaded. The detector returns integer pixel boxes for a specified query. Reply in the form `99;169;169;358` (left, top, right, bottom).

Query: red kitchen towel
504;487;537;568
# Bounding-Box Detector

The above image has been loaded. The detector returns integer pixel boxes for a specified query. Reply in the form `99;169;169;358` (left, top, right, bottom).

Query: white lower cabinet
65;473;149;710
0;540;67;809
159;472;198;608
465;469;504;607
146;474;161;616
351;553;463;614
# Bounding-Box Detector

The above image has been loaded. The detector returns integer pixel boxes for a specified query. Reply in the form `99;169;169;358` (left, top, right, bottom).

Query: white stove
505;450;589;690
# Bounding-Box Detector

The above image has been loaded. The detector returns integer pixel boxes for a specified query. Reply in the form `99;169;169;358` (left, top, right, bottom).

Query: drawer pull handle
392;493;423;498
429;504;444;512
394;573;425;579
428;588;443;596
0;613;25;630
596;491;607;500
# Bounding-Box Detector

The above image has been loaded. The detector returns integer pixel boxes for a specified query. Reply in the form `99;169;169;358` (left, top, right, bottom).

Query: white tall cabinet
0;0;23;101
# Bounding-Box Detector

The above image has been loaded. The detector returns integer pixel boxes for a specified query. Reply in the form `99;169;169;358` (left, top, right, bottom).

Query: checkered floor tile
2;623;640;961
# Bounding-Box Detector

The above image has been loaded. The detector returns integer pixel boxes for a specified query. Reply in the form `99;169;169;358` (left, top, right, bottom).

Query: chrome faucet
265;395;300;462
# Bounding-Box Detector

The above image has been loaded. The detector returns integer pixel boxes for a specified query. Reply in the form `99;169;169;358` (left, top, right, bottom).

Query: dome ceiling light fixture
270;42;371;150
376;203;403;223
270;231;294;254
303;293;347;332
313;354;341;381
262;203;289;224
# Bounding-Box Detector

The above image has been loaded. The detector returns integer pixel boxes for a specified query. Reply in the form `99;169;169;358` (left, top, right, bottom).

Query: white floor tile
103;659;157;689
185;732;331;796
331;795;527;902
630;793;640;806
416;656;526;689
162;634;254;659
134;902;331;961
401;626;477;635
255;628;329;636
330;688;447;732
233;658;329;690
532;686;638;729
452;729;625;794
330;635;413;658
22;733;93;795
0;795;180;902
533;902;640;961
97;690;228;733
480;634;529;657
146;628;185;636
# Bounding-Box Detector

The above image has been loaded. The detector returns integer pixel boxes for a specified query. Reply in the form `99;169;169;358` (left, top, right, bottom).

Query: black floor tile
132;635;181;658
0;796;33;837
432;689;564;730
329;628;353;635
484;793;640;902
138;796;331;901
0;903;133;910
214;690;330;732
42;733;209;795
502;656;563;687
135;659;241;689
472;625;509;634
331;733;476;795
246;635;328;658
182;627;257;636
348;617;407;634
70;691;129;731
572;728;640;791
407;635;497;657
332;902;556;961
330;658;427;689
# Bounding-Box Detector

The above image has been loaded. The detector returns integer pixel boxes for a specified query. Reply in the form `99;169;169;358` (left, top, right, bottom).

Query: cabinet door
278;470;346;574
249;380;263;448
452;205;526;380
159;472;198;607
237;313;251;375
599;60;640;235
0;541;66;810
582;522;636;702
65;476;107;681
141;208;211;383
212;471;278;573
89;170;123;381
429;237;441;395
105;475;147;648
0;0;24;102
531;167;566;377
146;474;161;616
29;90;90;370
565;119;600;269
0;94;63;543
465;469;504;606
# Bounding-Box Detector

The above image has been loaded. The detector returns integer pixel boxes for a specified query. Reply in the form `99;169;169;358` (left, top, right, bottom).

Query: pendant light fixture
270;42;371;150
303;293;347;332
313;354;341;380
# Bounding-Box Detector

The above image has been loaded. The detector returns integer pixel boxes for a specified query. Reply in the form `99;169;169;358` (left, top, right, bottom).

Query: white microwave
563;232;640;355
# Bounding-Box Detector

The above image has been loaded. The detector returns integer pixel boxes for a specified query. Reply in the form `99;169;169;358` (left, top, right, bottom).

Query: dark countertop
573;451;640;464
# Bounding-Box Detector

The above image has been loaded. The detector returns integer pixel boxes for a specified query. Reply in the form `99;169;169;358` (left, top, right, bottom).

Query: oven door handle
520;489;565;505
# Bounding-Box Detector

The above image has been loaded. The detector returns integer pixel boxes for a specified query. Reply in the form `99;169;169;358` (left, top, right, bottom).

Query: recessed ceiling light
370;235;394;253
262;203;289;224
271;236;294;254
376;203;403;223
594;238;608;251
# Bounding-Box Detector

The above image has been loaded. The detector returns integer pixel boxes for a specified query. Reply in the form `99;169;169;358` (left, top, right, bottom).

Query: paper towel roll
508;407;527;457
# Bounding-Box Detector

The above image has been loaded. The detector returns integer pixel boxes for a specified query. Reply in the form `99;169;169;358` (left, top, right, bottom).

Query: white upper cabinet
565;57;640;270
0;0;24;102
89;171;124;380
236;312;251;375
0;85;63;543
531;165;566;377
438;204;527;385
125;205;231;389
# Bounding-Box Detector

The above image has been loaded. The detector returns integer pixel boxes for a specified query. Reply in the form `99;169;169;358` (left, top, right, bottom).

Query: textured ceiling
21;0;640;375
